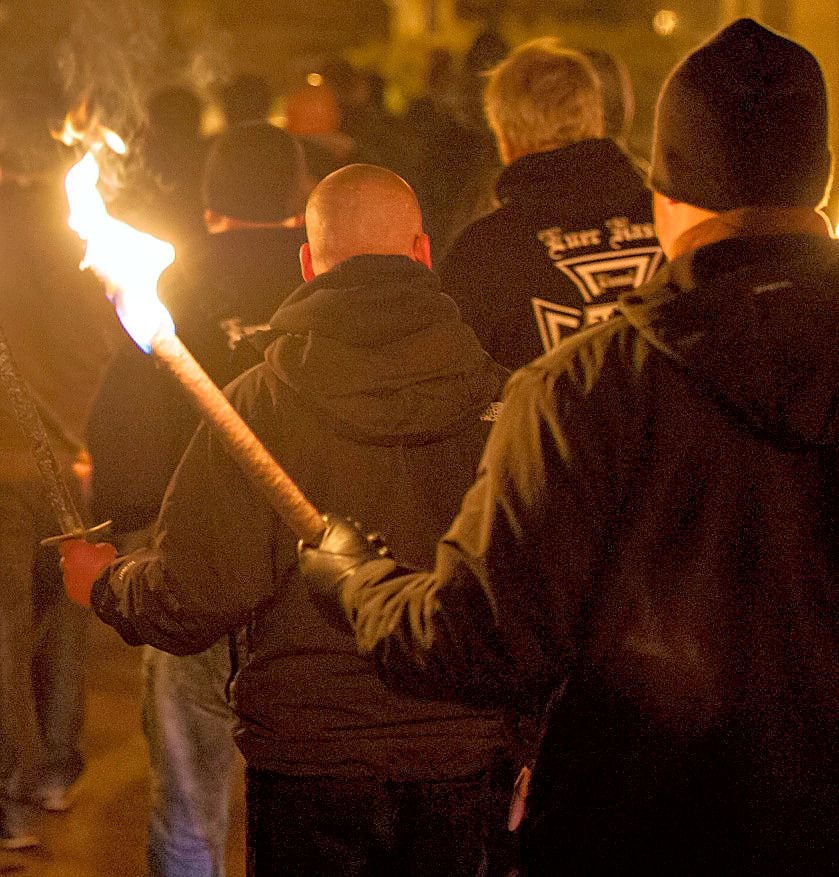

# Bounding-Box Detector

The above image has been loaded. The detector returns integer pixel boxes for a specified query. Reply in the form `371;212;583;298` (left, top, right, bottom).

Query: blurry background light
653;9;679;37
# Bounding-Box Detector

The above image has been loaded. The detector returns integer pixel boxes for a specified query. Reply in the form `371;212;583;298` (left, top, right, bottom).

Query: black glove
298;514;391;598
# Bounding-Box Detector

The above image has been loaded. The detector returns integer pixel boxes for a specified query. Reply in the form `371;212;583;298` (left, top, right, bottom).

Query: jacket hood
619;233;839;447
496;138;643;207
264;255;505;444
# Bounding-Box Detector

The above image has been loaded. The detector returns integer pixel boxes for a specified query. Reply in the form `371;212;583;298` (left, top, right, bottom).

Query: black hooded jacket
336;232;839;870
85;224;305;534
439;138;661;370
93;255;508;779
0;179;120;480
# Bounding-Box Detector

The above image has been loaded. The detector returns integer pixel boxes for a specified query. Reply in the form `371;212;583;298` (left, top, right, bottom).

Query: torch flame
101;127;127;156
64;138;175;353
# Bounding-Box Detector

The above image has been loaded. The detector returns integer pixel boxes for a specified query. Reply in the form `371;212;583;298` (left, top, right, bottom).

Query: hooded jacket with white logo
439;137;661;370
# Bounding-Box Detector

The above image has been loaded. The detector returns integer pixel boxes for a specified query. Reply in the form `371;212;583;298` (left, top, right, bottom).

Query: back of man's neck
671;206;833;261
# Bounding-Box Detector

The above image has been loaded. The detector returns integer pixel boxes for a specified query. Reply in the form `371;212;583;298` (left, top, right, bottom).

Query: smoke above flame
62;119;175;353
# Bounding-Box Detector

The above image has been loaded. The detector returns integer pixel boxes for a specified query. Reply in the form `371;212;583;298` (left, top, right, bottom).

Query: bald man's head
301;163;430;277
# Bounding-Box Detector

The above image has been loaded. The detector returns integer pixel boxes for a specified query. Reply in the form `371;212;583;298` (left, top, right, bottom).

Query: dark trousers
519;670;838;876
245;768;491;877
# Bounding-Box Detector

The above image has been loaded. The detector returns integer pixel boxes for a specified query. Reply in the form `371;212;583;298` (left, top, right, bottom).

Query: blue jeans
0;480;87;815
143;639;237;877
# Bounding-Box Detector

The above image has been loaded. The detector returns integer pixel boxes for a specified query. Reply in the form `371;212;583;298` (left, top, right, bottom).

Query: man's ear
411;232;432;269
497;135;515;166
300;241;315;281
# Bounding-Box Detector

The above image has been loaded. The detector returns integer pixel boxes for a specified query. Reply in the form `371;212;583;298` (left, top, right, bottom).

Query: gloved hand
298;514;391;598
59;539;117;607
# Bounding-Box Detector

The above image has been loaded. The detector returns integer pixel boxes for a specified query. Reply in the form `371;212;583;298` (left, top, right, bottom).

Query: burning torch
62;129;324;546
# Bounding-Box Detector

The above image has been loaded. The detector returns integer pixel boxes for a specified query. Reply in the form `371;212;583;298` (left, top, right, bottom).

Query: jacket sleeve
91;372;287;655
340;357;619;705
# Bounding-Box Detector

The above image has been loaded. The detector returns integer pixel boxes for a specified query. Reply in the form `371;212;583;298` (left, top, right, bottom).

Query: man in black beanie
290;18;838;875
649;18;831;213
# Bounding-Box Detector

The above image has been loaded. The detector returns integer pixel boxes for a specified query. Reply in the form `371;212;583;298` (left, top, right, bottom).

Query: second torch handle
151;333;324;544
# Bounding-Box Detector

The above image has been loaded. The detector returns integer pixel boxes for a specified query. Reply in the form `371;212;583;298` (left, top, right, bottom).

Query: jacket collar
618;212;839;449
495;138;637;204
269;254;455;346
666;209;835;295
670;207;832;262
619;213;838;364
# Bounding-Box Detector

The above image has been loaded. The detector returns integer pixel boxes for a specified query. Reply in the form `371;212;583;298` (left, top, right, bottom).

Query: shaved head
302;164;429;275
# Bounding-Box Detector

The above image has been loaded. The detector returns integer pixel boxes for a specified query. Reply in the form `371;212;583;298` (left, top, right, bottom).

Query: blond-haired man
440;37;660;370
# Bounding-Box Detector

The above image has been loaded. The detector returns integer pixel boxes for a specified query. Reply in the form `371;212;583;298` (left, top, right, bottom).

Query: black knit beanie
203;121;303;222
649;18;831;211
